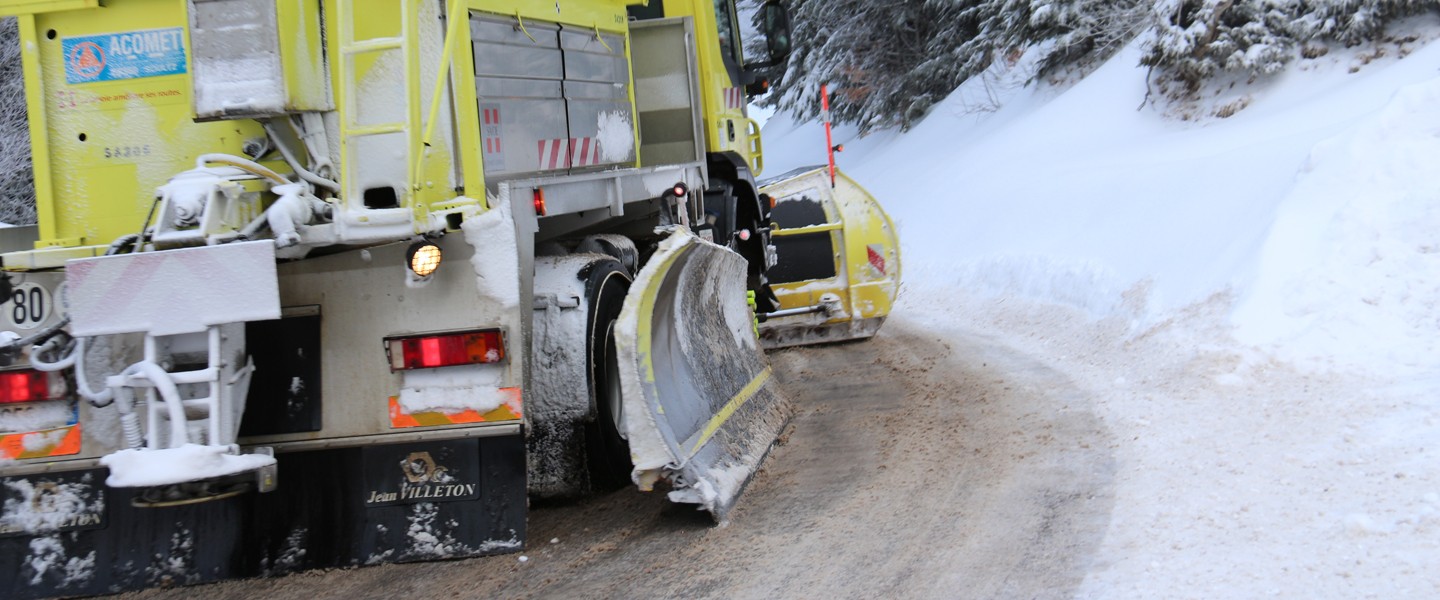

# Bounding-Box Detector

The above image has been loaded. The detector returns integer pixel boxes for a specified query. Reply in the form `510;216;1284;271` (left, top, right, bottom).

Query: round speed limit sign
5;282;53;330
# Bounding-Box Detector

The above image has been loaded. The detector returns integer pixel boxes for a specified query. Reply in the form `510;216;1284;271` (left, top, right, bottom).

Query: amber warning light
386;330;506;371
406;242;443;277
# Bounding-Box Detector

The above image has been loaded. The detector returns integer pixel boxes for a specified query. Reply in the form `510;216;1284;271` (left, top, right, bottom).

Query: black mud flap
0;434;525;599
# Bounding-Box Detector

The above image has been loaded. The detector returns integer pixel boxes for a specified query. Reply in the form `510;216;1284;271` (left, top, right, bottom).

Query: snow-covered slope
761;22;1440;597
763;27;1439;375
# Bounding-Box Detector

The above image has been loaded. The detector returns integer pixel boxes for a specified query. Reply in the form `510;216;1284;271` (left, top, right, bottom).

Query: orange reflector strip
388;389;523;428
0;424;82;460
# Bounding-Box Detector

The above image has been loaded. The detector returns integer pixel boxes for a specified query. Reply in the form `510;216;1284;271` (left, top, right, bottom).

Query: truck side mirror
761;1;792;65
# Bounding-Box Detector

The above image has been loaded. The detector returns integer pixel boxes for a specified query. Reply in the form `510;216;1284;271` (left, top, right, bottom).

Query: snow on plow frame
615;230;792;520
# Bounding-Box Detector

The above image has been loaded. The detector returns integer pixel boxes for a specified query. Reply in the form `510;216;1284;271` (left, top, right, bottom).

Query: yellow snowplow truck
0;0;897;596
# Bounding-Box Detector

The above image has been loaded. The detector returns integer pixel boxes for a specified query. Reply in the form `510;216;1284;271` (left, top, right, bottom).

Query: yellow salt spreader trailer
0;0;895;595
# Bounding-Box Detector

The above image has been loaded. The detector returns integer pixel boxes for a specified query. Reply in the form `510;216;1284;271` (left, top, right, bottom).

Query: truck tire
584;259;633;489
528;255;633;498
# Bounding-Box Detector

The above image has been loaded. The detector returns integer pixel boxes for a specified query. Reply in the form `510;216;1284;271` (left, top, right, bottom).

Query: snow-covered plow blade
616;231;792;521
758;167;901;349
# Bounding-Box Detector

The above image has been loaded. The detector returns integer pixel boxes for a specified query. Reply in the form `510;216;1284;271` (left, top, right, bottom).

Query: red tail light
386;330;506;371
0;369;63;404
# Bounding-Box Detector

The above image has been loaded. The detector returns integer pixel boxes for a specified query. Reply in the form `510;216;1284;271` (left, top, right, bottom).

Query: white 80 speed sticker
5;282;52;330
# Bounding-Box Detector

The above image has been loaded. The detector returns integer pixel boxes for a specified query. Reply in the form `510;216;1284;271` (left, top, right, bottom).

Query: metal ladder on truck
333;0;425;232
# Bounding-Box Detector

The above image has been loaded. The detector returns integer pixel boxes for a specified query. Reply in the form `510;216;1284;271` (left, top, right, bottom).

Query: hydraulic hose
71;337;114;407
195;153;289;186
28;335;75;372
114;385;144;449
262;121;341;193
0;316;69;357
106;233;142;256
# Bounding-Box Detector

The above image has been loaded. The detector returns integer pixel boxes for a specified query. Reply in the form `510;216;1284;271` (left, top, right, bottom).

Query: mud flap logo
0;473;106;537
402;452;446;484
363;442;481;507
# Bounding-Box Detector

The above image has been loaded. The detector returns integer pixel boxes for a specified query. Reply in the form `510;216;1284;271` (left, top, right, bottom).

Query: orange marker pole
821;84;836;188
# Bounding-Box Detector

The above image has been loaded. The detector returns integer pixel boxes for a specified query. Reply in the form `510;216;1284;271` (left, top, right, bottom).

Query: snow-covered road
905;288;1439;598
115;293;1438;599
119;315;1117;599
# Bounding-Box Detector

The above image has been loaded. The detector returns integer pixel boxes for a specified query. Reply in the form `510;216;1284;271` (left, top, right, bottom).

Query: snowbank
1232;77;1440;374
763;31;1440;374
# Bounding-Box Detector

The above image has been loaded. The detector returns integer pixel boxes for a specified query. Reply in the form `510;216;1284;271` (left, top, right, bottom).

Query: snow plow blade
757;167;901;349
615;230;792;521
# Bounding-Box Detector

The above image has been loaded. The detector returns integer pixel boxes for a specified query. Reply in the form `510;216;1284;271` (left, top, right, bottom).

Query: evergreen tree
1142;0;1440;92
754;0;1144;133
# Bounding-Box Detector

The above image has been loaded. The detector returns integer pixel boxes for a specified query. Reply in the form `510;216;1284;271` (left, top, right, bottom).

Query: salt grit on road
762;17;1440;598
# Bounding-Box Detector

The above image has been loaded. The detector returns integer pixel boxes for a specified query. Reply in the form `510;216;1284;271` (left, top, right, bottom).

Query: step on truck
0;0;898;596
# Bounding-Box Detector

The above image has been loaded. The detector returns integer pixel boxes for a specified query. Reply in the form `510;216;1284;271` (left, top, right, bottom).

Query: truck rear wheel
585;260;633;489
528;255;633;498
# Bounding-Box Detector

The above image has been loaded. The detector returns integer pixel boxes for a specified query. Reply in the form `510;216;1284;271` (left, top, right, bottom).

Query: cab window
713;0;740;65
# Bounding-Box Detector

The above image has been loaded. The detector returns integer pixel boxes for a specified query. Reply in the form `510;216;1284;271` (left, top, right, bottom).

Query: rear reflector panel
0;370;63;404
386;330;506;371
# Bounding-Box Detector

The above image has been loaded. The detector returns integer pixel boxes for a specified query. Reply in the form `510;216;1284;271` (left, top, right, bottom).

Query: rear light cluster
0;369;65;404
386;330;506;371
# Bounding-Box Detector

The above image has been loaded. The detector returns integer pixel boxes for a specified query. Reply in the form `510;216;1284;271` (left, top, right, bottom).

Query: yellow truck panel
21;0;271;252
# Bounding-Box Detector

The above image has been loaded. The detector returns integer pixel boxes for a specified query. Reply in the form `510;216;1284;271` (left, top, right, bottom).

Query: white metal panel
65;241;281;336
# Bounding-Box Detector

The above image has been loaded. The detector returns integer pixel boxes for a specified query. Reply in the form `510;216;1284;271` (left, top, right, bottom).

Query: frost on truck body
397;367;510;415
596;110;635;163
461;194;520;310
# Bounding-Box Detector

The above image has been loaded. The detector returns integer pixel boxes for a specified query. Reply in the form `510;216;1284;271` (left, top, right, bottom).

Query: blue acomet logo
62;28;186;85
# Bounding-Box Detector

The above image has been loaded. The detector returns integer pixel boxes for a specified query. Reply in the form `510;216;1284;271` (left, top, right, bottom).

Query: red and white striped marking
537;138;569;170
482;108;503;154
569;137;602;167
537;137;603;170
723;87;745;110
867;244;887;276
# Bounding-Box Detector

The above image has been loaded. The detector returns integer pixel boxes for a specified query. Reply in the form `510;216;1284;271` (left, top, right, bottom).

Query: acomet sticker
62;27;187;85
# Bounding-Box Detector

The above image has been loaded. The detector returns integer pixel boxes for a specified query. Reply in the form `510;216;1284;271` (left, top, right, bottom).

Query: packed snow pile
1232;76;1440;374
100;444;274;488
761;17;1440;598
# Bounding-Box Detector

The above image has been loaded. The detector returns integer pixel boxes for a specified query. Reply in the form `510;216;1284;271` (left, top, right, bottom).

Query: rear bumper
760;316;886;350
0;433;526;599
